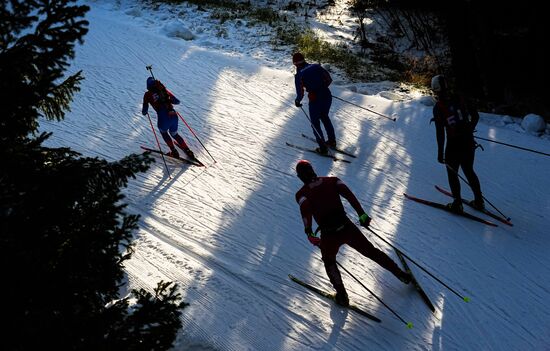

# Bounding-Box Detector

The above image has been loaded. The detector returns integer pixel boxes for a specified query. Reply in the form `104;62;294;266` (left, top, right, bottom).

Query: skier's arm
167;89;180;105
142;93;149;115
294;74;304;103
336;179;365;216
321;67;332;87
469;102;479;130
296;194;313;230
336;179;371;227
296;194;320;245
433;106;445;162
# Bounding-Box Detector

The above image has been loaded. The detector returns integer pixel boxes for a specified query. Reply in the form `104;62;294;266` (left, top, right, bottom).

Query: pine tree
0;1;186;350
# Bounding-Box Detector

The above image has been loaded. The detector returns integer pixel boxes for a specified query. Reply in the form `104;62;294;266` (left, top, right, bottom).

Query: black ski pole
474;136;550;157
335;260;413;329
445;163;510;221
299;106;335;157
365;227;471;302
333;95;396;121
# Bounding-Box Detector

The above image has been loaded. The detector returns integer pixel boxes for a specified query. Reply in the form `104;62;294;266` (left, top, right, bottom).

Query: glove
295;99;302;107
142;109;147;116
305;227;320;246
359;213;371;228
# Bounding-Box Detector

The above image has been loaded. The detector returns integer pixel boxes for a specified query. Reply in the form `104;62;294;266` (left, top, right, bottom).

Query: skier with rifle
142;77;195;159
431;74;484;212
294;160;411;307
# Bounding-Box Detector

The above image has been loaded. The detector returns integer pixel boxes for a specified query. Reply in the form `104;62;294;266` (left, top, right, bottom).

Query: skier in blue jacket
293;52;336;155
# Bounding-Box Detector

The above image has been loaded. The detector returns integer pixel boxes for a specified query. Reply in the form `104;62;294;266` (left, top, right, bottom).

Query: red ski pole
175;111;216;163
146;112;171;178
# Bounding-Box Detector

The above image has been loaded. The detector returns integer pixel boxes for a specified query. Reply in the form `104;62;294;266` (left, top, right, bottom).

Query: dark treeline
396;0;547;118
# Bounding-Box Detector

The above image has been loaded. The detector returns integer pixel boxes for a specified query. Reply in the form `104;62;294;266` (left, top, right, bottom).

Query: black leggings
320;221;402;290
445;139;482;201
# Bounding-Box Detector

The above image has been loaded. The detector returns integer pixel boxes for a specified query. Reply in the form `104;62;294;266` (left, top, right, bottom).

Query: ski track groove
35;3;550;350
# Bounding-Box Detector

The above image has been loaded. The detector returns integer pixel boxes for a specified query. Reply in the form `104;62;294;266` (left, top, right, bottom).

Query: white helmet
431;74;447;92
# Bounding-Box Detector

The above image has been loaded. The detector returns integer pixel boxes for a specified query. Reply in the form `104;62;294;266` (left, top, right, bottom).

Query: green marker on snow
463;296;471;302
406;322;414;329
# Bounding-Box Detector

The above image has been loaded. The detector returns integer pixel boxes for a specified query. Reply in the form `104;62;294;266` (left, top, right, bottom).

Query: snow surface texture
41;1;550;350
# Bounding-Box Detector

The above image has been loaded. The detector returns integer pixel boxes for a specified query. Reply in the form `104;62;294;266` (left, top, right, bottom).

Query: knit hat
296;160;317;183
292;52;305;65
431;74;447;93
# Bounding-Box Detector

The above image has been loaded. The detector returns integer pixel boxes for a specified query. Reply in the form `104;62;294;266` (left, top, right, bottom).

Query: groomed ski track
39;3;550;350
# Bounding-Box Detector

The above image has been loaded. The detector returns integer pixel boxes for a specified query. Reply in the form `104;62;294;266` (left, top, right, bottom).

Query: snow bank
521;113;546;134
163;20;195;40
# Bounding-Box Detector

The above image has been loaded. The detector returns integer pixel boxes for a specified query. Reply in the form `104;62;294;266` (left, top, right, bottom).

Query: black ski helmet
146;77;156;90
296;160;317;183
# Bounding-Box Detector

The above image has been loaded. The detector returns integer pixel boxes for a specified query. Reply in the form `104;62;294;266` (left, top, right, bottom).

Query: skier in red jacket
294;160;411;306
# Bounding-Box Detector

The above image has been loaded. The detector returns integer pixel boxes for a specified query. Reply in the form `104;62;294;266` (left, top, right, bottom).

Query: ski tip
406;322;414;329
463;296;471;303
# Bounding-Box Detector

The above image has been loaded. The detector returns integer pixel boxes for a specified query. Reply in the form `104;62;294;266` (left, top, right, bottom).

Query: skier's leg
320;96;336;144
158;113;178;155
319;235;345;291
166;114;194;158
309;103;326;151
160;131;174;148
346;223;409;283
445;145;462;201
172;133;188;149
461;142;483;203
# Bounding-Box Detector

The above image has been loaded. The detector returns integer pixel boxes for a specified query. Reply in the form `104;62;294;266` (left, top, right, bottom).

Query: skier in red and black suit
294;160;411;307
432;74;484;212
142;77;195;159
293;52;336;155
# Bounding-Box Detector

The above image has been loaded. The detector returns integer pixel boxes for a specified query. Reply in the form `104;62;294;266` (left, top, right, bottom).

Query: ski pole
474;135;550;157
175;111;216;163
335;260;413;329
444;163;510;221
365;227;471;302
299;106;336;157
145;112;171;178
333;96;396;121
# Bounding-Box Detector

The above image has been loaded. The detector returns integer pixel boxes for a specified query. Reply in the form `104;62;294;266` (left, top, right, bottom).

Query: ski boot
398;270;412;285
334;285;349;307
469;198;485;211
166;148;179;158
183;147;195;160
446;200;463;213
315;146;328;155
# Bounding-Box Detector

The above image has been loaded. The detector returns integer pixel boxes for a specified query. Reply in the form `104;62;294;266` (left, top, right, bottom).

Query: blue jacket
294;63;333;103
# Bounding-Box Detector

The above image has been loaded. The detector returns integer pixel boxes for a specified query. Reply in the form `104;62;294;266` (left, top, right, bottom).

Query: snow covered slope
40;2;550;350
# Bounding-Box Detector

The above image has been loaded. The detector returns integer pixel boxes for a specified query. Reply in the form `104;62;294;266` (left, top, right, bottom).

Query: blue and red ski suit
142;78;189;151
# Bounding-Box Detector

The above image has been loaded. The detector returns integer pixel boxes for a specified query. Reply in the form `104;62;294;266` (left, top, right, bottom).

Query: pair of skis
405;186;512;227
289;251;436;324
141;145;204;167
286;134;356;163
